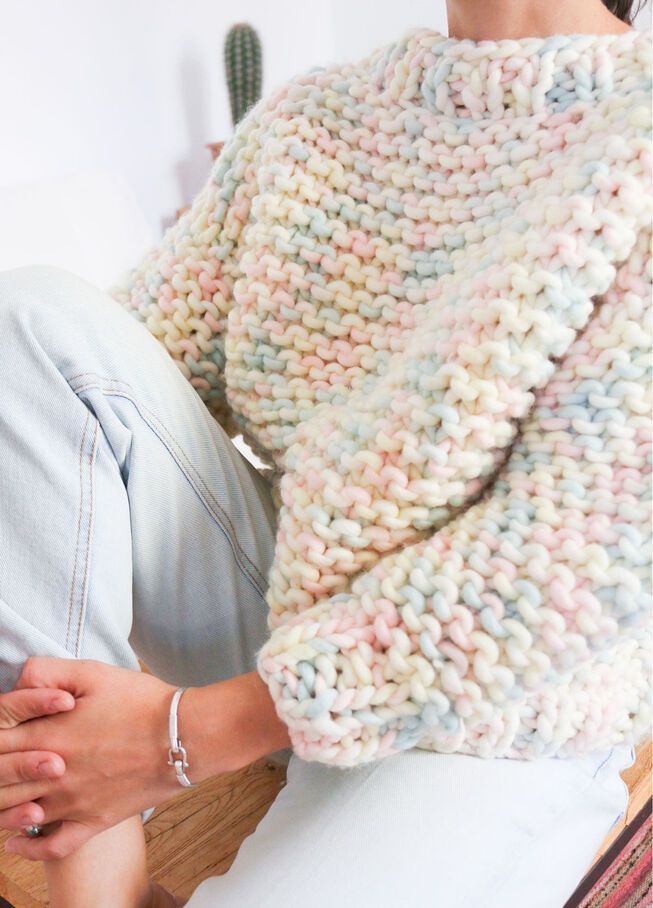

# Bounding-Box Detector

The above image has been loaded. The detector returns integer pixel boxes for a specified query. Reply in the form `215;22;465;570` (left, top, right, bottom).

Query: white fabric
188;745;634;908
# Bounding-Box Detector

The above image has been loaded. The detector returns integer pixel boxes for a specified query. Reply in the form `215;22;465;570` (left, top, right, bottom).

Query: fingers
0;688;75;729
5;819;93;861
0;801;45;831
0;750;65;786
0;753;63;831
0;780;54;813
15;656;94;696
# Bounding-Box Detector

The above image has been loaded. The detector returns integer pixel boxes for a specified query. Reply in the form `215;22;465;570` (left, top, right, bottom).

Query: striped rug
565;801;652;908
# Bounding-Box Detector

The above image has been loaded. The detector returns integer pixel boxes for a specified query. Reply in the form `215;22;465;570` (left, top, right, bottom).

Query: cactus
224;23;263;128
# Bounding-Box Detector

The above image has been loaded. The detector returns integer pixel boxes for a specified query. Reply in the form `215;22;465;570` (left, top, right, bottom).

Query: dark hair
601;0;647;24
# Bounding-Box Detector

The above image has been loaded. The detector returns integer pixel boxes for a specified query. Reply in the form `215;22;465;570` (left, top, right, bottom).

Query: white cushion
187;745;634;908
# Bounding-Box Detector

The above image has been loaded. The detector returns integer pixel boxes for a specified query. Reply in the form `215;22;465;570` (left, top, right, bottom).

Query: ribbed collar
377;27;652;119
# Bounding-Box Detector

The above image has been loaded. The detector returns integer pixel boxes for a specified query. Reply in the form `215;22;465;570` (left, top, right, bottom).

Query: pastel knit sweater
113;28;653;767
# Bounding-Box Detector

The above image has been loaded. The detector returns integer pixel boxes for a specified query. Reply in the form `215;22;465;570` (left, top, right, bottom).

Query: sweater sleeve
109;105;267;432
257;201;652;765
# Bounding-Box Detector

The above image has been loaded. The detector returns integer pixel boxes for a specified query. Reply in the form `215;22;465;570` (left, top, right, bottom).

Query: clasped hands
0;657;182;861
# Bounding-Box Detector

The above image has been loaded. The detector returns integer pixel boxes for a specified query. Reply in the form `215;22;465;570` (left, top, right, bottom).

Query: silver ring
23;824;43;838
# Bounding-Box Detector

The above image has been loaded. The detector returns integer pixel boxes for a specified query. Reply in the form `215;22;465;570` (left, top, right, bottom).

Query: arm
263;149;649;622
257;228;652;766
0;659;289;861
182;672;291;776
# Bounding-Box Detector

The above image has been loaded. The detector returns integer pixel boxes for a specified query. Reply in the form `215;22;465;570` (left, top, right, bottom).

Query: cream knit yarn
114;28;653;766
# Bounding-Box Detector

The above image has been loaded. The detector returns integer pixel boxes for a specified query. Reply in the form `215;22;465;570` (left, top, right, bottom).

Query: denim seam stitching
84;384;267;597
65;411;90;653
74;422;98;657
68;372;267;589
70;377;268;597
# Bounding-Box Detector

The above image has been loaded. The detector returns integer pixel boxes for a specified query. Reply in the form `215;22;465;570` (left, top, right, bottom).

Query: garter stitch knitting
113;28;653;766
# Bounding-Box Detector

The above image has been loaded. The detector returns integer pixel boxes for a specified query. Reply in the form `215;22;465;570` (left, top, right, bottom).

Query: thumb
14;656;83;695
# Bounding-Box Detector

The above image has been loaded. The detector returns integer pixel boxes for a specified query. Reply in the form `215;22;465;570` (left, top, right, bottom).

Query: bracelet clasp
167;688;194;787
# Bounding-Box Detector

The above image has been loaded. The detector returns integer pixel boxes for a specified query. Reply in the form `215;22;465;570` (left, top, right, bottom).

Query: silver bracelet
167;687;194;788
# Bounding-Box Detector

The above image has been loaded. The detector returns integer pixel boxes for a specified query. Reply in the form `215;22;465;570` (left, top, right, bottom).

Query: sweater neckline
382;27;651;120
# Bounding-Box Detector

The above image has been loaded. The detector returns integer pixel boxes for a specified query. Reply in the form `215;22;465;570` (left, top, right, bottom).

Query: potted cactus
224;22;263;127
206;23;263;163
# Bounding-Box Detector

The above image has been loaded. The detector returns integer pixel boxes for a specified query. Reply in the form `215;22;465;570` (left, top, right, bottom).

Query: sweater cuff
255;596;425;767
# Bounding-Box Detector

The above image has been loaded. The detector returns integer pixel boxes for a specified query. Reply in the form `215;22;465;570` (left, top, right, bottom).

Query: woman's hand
0;656;291;862
0;685;75;830
1;657;180;861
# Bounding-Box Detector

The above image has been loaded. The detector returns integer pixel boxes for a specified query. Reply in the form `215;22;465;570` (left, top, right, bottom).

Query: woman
0;0;650;905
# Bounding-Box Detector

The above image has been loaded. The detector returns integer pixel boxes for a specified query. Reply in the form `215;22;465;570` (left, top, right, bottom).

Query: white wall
1;0;649;238
0;0;334;235
635;0;653;27
330;0;446;63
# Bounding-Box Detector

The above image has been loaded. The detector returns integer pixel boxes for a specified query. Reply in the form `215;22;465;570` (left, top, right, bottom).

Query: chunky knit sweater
113;27;653;767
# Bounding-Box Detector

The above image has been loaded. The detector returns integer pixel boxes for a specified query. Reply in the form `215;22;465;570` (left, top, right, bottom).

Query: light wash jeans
0;266;635;908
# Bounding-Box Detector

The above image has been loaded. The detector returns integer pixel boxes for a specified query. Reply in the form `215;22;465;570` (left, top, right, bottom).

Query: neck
445;0;634;41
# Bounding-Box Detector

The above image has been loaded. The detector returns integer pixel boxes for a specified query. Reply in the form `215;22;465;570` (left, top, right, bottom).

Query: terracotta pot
206;141;225;161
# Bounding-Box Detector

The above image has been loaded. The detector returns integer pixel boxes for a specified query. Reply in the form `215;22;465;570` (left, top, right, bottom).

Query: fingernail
5;840;17;854
50;696;73;712
37;760;61;778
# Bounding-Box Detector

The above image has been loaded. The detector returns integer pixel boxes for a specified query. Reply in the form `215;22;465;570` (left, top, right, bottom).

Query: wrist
175;673;291;783
147;679;186;799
